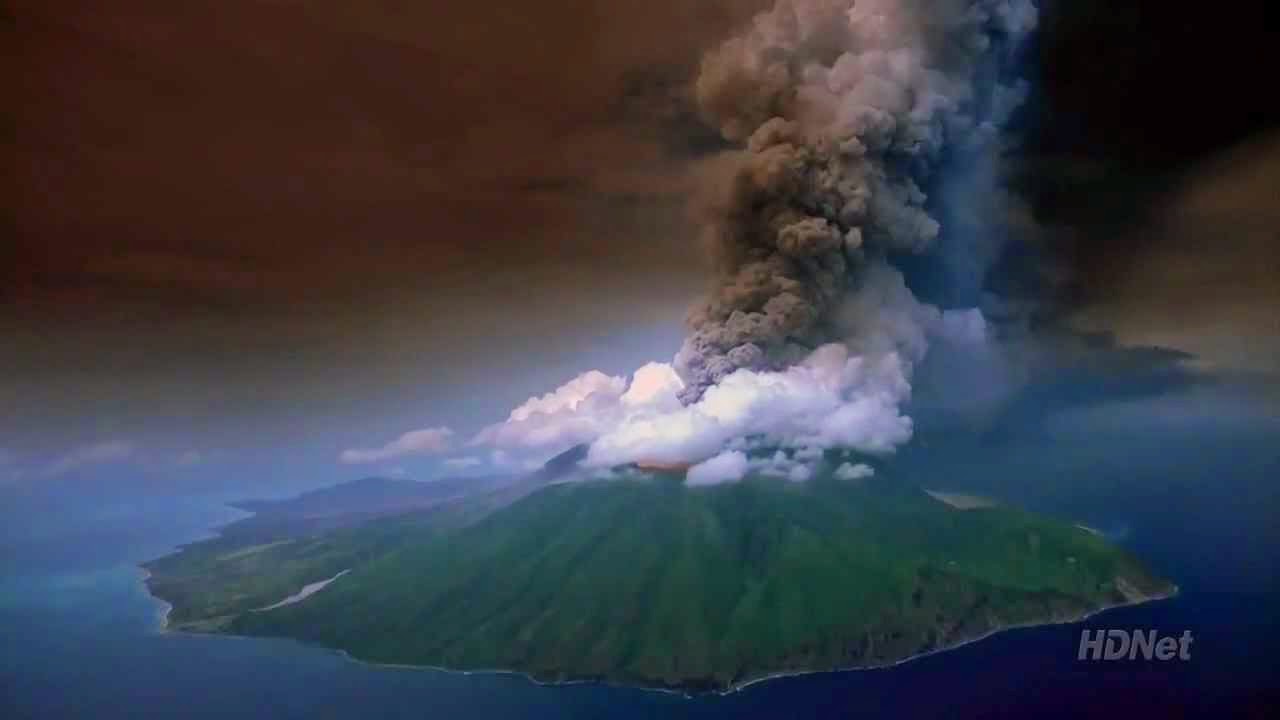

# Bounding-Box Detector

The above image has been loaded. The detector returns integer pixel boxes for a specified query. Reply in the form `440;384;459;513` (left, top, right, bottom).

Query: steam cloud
674;0;1037;402
340;427;454;465
430;0;1038;483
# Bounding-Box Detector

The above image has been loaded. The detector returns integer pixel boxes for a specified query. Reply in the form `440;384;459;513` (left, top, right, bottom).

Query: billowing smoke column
673;0;1038;403
434;0;1040;481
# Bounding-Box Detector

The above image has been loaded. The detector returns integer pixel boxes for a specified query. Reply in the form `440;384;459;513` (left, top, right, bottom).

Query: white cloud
686;450;749;486
444;456;482;469
834;462;875;480
787;463;812;482
486;450;543;472
585;344;914;467
468;345;914;473
471;370;627;457
937;308;988;346
620;362;684;410
339;427;454;464
435;263;987;479
44;441;134;477
750;450;798;478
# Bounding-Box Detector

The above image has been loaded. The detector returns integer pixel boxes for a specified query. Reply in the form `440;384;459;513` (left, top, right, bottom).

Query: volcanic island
144;448;1175;693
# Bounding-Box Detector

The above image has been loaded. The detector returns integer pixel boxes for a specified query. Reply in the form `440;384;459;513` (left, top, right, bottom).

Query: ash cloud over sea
351;0;1042;483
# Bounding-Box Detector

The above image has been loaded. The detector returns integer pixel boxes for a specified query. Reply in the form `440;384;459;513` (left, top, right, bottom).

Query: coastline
721;582;1180;695
135;493;1180;696
138;500;256;634
139;568;173;632
202;582;1177;698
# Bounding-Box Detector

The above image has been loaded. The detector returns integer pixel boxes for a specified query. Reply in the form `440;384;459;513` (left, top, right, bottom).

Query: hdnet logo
1078;629;1194;661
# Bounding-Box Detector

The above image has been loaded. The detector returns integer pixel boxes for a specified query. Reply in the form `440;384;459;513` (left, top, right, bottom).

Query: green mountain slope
228;471;1173;691
144;447;592;630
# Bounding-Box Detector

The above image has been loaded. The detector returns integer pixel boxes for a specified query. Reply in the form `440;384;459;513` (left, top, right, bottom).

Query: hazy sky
6;0;767;462
5;1;1277;487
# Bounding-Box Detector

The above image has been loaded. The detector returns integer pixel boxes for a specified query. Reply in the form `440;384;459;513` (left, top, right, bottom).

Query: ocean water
3;385;1277;718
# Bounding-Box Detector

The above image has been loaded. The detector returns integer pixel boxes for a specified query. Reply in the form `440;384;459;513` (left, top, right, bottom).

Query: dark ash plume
675;0;1038;403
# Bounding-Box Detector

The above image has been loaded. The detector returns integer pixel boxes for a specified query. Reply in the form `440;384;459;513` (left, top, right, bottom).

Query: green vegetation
148;467;1173;691
144;511;443;630
143;458;568;629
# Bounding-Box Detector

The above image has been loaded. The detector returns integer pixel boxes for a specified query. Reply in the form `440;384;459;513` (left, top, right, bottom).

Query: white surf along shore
147;557;1176;696
327;583;1178;698
141;492;1170;694
140;568;174;631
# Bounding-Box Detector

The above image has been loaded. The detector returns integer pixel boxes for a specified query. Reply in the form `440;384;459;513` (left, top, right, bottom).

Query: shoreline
139;500;257;634
139;568;173;632
136;494;1180;696
721;583;1179;695
153;581;1177;697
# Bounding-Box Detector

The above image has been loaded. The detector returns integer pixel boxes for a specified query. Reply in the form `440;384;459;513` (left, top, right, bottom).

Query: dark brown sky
5;0;1278;459
6;0;767;316
3;1;773;450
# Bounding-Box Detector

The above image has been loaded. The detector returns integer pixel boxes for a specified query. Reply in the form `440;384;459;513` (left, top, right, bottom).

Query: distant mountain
143;450;589;628
230;473;514;520
201;467;1173;692
185;474;511;550
229;444;591;523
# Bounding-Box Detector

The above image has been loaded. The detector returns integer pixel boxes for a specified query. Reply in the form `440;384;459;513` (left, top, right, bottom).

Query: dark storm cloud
1069;133;1280;372
984;1;1280;381
1027;0;1277;169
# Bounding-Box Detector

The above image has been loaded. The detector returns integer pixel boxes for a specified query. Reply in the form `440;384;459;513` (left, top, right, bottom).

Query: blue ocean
3;382;1277;719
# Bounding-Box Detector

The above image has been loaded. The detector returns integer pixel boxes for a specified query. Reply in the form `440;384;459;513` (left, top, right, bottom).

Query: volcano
147;458;1175;692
